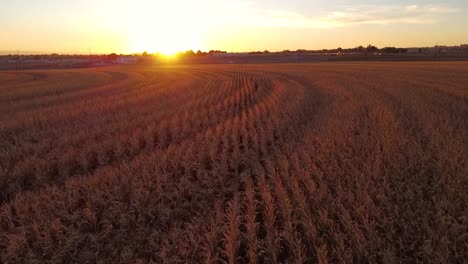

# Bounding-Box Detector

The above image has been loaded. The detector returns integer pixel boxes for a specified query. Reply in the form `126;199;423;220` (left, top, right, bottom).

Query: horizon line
1;43;468;56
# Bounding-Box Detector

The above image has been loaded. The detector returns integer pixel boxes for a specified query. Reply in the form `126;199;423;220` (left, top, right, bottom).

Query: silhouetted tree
108;53;118;61
185;50;195;56
367;45;378;52
208;50;227;55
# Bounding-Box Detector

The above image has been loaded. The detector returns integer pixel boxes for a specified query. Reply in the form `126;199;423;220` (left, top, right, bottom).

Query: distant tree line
311;45;406;54
247;45;408;55
248;50;271;54
170;50;227;57
379;47;408;54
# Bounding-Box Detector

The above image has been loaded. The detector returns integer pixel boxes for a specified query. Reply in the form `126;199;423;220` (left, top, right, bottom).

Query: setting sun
125;1;205;54
131;27;202;55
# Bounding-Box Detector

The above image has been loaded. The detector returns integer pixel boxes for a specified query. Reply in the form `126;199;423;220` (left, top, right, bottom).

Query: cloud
224;3;461;28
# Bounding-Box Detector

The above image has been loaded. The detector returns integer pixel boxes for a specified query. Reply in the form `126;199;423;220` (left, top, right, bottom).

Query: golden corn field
0;62;467;263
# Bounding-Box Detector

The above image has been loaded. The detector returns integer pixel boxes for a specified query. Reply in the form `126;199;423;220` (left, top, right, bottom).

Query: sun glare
127;1;204;55
131;28;201;55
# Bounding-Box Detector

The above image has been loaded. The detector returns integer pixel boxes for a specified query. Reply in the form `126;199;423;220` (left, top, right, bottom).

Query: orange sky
1;0;468;54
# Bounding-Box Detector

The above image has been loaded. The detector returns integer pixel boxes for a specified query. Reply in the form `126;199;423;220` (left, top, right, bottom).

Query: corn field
0;62;467;263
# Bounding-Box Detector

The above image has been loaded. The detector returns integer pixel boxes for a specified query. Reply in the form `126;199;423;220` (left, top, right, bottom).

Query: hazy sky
1;0;468;54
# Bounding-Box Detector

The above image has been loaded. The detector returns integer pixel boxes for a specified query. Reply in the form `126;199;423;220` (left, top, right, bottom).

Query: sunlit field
0;62;467;263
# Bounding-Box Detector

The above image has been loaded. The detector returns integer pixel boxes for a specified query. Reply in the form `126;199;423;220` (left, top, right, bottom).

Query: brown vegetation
0;62;467;263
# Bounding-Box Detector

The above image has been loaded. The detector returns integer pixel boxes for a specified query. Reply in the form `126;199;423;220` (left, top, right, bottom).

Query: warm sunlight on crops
1;62;467;263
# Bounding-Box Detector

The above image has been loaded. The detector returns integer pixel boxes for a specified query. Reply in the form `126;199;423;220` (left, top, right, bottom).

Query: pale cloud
223;3;461;28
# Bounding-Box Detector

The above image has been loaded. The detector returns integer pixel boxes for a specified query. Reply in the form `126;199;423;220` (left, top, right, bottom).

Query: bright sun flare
132;30;201;55
128;2;203;55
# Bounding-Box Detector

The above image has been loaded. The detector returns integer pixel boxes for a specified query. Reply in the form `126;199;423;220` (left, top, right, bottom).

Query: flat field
0;62;467;263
